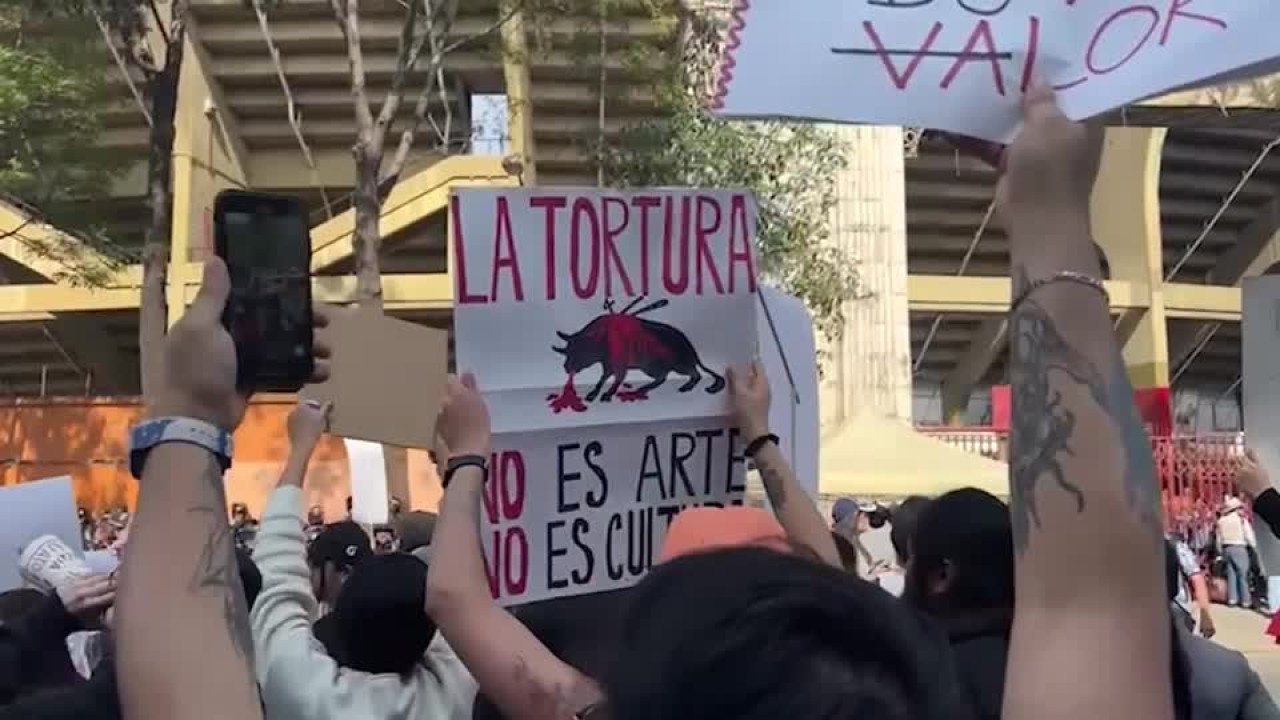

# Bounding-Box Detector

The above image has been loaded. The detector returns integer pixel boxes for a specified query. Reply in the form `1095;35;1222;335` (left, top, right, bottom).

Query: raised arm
425;374;602;720
1000;87;1172;720
115;260;329;720
728;363;839;567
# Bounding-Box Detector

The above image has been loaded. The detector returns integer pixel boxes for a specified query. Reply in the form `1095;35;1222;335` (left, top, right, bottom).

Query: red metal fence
920;428;1247;532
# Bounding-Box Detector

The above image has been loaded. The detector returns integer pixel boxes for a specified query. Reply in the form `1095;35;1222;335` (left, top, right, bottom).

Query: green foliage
0;13;129;284
589;1;864;346
600;104;861;344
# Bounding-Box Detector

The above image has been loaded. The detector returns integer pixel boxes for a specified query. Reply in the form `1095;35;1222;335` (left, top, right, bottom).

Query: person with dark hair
251;399;475;720
889;495;930;567
902;488;1014;720
230;502;259;552
428;363;842;720
1164;541;1277;719
0;589;45;626
0;574;115;705
607;546;968;720
306;522;372;613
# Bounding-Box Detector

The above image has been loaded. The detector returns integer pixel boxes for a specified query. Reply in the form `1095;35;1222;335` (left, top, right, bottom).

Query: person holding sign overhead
426;361;839;720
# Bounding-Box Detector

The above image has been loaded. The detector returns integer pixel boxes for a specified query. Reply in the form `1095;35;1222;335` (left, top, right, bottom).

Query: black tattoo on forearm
187;458;256;682
1008;267;1160;553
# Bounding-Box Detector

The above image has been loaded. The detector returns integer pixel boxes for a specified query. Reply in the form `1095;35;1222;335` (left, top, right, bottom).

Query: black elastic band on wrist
443;454;487;489
744;433;780;458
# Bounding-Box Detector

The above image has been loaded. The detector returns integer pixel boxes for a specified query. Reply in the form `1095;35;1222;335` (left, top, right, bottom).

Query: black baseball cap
307;521;372;570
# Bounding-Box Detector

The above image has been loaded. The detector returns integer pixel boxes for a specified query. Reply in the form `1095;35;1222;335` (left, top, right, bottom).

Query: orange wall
0;397;443;518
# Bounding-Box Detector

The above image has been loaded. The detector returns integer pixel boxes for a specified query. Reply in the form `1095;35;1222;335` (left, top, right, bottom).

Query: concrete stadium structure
2;0;1279;445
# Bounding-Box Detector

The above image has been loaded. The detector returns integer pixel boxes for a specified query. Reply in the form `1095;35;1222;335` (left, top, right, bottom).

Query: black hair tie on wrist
744;433;780;458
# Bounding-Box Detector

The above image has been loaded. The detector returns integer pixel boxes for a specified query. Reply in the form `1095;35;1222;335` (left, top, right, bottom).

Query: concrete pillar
1090;127;1172;429
1091;127;1168;386
819;125;912;428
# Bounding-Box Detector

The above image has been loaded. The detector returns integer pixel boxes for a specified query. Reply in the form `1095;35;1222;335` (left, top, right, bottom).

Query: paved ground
1210;606;1280;695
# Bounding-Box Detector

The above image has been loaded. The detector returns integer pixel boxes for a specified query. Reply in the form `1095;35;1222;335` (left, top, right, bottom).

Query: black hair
236;548;263;610
329;553;434;676
831;532;860;573
890;496;930;566
0;589;45;626
903;489;1013;616
604;546;969;720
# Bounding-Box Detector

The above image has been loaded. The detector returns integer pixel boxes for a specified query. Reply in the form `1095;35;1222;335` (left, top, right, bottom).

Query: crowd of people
2;88;1280;720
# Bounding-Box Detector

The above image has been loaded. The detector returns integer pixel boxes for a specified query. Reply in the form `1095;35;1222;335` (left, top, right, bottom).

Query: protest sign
452;188;759;434
709;0;1280;141
346;438;391;526
480;418;748;606
303;305;448;450
0;475;81;591
757;286;819;498
1243;276;1280;576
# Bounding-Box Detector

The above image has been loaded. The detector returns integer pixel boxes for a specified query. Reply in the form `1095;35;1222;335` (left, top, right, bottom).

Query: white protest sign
479;418;748;606
710;0;1280;141
0;475;81;591
1243;276;1280;575
452;188;759;433
757;285;819;498
345;438;390;526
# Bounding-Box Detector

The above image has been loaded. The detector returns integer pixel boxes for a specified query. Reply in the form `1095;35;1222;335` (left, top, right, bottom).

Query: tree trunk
351;154;384;311
138;53;183;404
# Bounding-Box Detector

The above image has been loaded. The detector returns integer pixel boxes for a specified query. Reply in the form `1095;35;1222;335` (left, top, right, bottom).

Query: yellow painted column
499;0;537;185
168;31;250;327
1090;127;1171;428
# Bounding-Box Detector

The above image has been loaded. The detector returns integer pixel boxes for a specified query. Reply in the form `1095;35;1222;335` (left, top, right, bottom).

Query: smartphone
213;190;314;392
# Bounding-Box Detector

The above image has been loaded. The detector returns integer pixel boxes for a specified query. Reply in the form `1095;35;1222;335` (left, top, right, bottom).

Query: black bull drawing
551;298;726;405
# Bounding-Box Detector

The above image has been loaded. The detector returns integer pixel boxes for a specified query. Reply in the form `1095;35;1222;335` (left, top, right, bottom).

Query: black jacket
0;592;83;705
939;609;1012;720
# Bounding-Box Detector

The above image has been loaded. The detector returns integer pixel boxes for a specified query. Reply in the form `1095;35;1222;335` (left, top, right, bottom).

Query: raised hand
288;399;332;452
1237;449;1271;500
995;82;1104;235
151;258;332;432
57;573;116;628
437;373;491;458
727;362;770;441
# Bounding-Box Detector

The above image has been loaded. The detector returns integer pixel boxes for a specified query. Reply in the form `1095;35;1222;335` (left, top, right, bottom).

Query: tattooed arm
116;446;259;720
1000;87;1171;720
728;363;839;567
427;376;601;720
116;261;330;720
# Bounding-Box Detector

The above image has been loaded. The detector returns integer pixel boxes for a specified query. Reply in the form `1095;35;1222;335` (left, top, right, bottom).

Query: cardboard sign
480;418;747;605
303;305;449;449
757;285;819;498
1242;276;1280;575
452;188;759;434
710;0;1280;141
0;476;81;591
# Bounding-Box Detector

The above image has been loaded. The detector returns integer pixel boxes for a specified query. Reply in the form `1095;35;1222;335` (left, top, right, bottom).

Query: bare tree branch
372;0;427;146
439;0;521;56
378;52;441;190
339;0;374;152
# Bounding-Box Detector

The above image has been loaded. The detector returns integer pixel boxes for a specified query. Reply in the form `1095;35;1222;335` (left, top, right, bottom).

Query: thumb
1247;448;1258;463
461;372;478;391
186;256;232;326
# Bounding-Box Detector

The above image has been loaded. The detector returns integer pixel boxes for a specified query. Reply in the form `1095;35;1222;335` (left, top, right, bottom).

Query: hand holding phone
213;190;315;392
